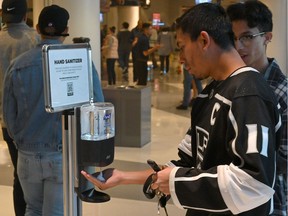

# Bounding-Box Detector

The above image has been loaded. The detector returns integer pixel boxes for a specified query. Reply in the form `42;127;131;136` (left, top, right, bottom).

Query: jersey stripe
218;164;274;214
246;124;258;154
260;126;269;157
231;67;258;77
181;205;230;213
174;172;217;182
178;133;192;157
214;93;232;106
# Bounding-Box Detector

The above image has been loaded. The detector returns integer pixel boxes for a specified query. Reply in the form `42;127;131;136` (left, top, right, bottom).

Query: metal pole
62;112;82;216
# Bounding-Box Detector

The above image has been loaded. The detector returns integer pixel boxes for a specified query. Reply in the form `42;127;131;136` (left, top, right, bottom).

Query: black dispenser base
79;188;110;203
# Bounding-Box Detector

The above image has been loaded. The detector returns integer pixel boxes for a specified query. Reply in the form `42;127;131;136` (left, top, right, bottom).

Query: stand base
79;188;110;203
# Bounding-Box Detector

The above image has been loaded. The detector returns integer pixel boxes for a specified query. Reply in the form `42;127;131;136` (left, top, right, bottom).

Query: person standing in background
227;2;287;215
117;22;132;83
157;26;175;75
130;20;143;83
102;26;119;85
100;24;108;78
0;0;40;215
100;24;108;46
135;23;160;86
149;26;159;69
190;75;203;106
176;66;203;110
3;5;104;215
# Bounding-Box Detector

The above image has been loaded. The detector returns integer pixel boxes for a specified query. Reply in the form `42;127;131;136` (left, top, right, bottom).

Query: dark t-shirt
135;33;149;62
117;30;132;52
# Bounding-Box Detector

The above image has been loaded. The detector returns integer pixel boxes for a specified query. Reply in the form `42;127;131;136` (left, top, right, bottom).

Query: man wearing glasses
227;1;287;215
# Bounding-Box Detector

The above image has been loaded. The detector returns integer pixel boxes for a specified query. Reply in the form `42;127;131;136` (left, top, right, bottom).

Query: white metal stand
62;111;82;216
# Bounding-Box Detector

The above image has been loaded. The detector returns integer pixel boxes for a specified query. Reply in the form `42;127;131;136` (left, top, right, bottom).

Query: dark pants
160;55;170;73
106;58;116;85
132;51;138;82
2;128;26;216
150;52;158;68
136;60;148;86
118;50;130;70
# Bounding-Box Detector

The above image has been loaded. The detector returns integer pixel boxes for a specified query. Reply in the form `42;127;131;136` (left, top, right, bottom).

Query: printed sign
42;44;93;112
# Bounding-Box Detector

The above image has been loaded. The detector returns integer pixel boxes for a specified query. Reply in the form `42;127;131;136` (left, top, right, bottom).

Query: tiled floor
0;60;194;216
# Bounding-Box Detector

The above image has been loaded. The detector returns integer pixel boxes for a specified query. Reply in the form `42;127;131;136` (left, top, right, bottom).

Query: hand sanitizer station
77;103;114;167
75;102;114;203
42;43;114;216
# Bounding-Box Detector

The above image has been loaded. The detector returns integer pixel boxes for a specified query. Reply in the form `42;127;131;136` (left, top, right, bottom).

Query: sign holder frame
42;43;93;113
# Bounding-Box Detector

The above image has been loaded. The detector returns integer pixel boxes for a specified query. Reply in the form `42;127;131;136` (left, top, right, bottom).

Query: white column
117;6;139;30
106;7;118;30
106;6;139;31
261;0;287;74
32;0;44;28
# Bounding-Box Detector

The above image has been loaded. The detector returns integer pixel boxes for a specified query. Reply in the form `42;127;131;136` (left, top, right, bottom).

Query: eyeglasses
234;32;266;45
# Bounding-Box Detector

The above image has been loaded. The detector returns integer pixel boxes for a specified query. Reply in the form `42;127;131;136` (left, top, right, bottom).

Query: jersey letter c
210;102;221;126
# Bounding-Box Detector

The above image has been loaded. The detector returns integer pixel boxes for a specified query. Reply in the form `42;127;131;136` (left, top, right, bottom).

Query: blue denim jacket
3;39;104;152
0;22;40;126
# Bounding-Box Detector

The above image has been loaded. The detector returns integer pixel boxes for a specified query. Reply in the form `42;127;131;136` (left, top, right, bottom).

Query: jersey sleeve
167;128;195;168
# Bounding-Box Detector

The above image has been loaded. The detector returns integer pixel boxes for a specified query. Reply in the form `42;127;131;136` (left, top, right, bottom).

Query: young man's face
144;26;152;37
176;29;207;80
231;20;268;69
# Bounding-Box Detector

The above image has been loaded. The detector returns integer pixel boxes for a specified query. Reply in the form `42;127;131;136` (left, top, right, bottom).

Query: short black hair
122;22;129;29
109;26;116;33
175;3;234;50
142;22;151;30
226;1;273;32
161;26;170;32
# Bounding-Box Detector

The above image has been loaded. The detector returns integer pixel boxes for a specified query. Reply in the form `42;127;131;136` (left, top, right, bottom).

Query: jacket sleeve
277;99;287;174
2;66;17;139
92;63;104;103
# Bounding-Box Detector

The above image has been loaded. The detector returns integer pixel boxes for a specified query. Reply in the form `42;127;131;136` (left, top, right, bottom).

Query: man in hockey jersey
227;2;287;215
81;3;282;215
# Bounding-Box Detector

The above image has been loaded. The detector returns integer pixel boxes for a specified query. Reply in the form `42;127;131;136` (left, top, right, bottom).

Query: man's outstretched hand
81;168;120;190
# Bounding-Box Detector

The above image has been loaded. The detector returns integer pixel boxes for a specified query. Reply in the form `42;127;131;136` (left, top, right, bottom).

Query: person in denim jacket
2;5;104;216
0;0;40;215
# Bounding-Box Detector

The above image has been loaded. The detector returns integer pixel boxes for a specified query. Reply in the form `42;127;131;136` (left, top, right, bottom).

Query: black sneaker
176;104;188;110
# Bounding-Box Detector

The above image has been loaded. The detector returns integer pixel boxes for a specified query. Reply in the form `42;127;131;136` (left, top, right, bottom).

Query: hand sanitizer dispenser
76;102;115;202
78;102;115;166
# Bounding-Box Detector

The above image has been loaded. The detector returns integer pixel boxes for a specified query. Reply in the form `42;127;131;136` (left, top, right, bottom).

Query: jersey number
246;124;269;157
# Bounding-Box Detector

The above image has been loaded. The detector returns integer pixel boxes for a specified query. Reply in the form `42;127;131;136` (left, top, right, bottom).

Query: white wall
262;0;287;74
106;6;139;31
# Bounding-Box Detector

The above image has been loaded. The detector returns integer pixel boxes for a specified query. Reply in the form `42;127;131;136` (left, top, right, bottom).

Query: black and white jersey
168;67;282;216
